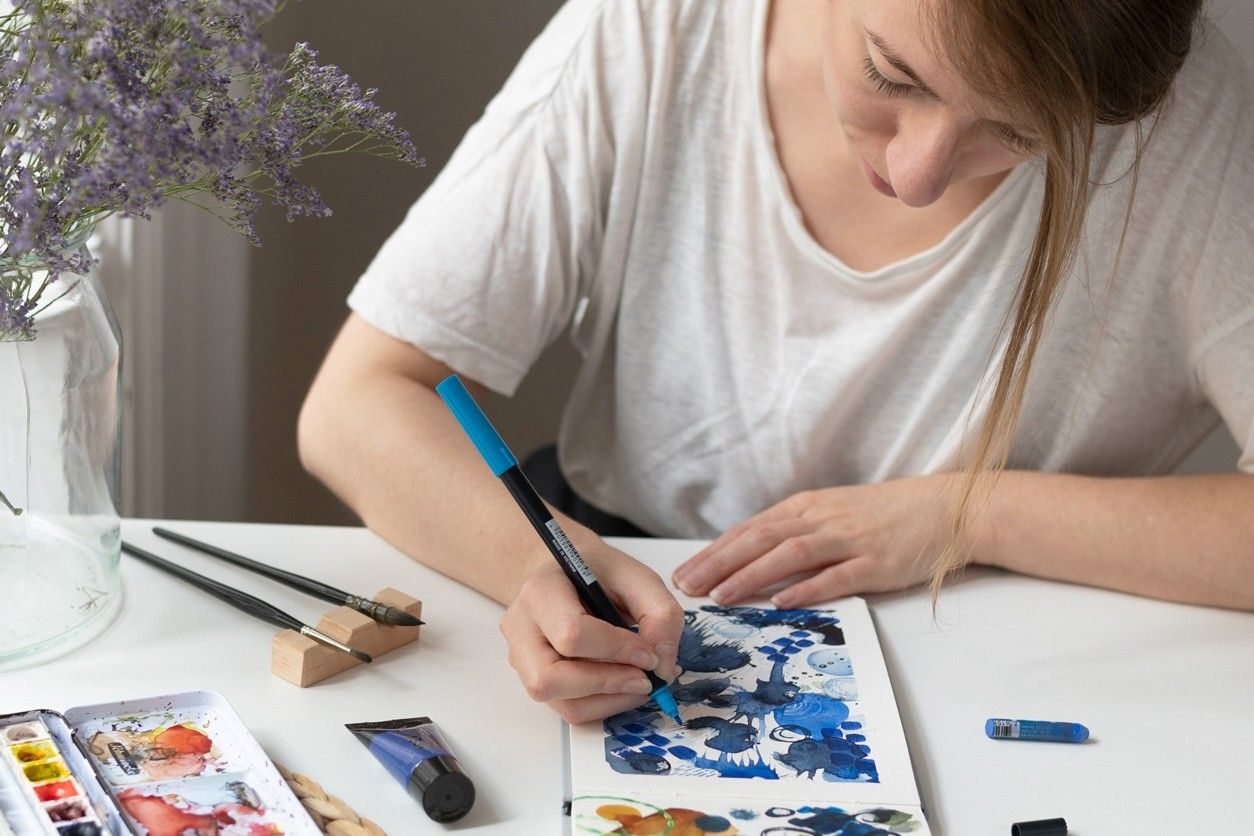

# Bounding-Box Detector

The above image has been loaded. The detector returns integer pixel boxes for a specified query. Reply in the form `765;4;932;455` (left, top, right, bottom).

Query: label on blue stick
986;718;1089;743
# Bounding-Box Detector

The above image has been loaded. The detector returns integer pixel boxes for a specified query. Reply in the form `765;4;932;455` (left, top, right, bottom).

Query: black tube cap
1012;818;1068;836
410;755;476;823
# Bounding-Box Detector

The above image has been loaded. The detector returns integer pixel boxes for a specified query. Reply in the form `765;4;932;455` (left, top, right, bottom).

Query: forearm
972;470;1254;610
297;325;584;605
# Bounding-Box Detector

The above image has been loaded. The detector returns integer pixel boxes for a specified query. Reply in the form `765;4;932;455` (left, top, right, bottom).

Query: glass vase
0;245;124;670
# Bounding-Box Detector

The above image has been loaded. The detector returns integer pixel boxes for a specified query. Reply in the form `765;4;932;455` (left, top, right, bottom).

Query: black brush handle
122;541;303;632
153;526;350;607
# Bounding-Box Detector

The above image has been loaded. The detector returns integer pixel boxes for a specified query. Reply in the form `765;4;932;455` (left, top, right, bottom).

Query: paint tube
346;717;475;823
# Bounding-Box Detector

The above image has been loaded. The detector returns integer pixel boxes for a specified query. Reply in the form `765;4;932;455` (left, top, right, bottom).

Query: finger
552;692;655;726
525;573;660;669
674;519;810;596
674;515;770;583
604;564;684;679
770;557;878;608
709;533;843;606
674;495;814;585
504;613;653;703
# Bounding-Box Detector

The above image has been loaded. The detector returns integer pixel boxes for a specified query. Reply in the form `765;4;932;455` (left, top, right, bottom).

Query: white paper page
568;596;923;811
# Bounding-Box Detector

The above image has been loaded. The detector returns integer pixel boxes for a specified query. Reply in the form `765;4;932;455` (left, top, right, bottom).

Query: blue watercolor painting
603;606;878;784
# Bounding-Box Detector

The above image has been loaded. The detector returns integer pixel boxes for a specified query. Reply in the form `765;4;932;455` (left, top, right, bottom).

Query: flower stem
0;487;23;516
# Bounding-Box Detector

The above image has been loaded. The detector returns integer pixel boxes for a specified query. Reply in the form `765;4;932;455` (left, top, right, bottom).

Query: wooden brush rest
271;587;422;687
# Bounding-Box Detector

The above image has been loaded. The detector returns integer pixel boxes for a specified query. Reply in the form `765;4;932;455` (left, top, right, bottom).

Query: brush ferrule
300;626;362;659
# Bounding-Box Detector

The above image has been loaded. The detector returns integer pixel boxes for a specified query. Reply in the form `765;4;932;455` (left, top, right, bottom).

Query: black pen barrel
499;465;629;630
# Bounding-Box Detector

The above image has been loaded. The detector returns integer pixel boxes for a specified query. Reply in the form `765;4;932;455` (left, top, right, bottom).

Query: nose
883;113;959;207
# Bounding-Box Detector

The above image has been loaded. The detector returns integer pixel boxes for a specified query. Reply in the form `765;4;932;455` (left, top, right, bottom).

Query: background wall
245;1;567;523
233;0;1251;524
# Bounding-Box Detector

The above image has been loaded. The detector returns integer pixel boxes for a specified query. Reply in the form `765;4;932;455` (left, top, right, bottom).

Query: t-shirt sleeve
1188;68;1254;474
348;0;628;396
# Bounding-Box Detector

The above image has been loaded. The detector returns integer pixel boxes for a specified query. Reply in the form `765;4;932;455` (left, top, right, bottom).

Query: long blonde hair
924;0;1205;597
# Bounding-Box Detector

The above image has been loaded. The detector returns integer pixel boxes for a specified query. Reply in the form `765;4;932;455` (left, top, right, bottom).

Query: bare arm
299;313;564;603
674;470;1254;612
299;314;684;722
975;470;1254;610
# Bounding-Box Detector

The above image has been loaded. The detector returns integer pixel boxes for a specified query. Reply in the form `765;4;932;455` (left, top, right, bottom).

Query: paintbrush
121;540;373;663
152;526;423;627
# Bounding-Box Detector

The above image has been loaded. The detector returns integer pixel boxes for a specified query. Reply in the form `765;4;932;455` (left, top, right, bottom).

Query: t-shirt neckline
747;0;1033;282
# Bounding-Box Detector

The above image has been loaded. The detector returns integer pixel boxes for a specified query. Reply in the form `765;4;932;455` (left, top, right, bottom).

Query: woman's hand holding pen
500;529;684;725
672;475;953;607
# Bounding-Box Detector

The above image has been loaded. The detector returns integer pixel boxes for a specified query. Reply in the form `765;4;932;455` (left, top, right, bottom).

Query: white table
3;520;1252;835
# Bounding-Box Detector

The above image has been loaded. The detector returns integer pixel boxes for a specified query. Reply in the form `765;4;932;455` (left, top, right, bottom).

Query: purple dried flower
0;0;421;340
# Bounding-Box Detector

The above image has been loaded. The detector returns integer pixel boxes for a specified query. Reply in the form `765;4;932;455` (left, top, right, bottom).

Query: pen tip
651;686;682;725
350;648;373;663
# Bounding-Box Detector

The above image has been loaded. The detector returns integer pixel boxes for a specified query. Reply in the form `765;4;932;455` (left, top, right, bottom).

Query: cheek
821;52;897;146
959;137;1038;180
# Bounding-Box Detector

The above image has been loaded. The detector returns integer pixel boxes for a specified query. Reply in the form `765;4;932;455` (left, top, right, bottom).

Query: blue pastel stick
436;374;682;724
986;718;1089;743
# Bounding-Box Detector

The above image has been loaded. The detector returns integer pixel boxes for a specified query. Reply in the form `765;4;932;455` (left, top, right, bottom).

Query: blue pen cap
435;375;517;476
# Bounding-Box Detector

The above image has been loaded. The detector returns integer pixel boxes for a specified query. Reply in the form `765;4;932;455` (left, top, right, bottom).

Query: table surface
3;520;1252;835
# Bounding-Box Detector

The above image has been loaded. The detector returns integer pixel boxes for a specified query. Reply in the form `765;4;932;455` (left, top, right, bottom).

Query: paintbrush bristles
380;608;423;627
299;626;373;663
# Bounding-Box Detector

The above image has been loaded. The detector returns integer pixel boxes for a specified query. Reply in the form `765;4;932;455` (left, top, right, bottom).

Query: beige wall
245;1;569;523
240;1;1249;524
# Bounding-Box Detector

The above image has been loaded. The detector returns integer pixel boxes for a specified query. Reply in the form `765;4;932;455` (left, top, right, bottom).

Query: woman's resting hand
672;475;950;607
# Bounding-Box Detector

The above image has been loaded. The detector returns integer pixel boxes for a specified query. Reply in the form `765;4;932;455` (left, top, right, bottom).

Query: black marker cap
1012;818;1068;836
409;754;476;823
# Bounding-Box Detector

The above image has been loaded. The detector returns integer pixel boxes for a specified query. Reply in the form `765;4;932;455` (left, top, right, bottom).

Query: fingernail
631;650;659;670
711;581;737;604
622;677;652;695
771;592;793;608
675;576;697;595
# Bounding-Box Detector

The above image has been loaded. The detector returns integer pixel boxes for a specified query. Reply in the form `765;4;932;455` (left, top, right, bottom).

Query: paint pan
2;691;319;836
66;691;318;835
347;716;475;823
0;711;126;836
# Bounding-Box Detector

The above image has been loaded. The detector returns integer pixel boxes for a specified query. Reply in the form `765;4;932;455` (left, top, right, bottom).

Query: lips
861;160;897;198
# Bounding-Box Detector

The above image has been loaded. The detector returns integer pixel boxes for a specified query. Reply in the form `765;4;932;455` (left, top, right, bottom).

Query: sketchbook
564;595;931;835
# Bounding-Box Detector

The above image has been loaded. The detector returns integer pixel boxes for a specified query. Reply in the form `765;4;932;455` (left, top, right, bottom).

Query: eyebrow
866;31;941;102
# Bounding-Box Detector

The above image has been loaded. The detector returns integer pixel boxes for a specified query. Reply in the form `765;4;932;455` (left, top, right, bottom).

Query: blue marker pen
436;375;682;724
986;718;1089;743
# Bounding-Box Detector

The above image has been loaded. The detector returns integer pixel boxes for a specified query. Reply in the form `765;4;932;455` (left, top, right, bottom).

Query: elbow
296;379;335;483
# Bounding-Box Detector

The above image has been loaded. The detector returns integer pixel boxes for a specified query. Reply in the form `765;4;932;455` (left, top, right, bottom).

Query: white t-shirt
349;0;1254;538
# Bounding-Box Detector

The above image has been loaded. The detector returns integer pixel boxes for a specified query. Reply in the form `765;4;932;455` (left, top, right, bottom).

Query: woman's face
820;0;1041;207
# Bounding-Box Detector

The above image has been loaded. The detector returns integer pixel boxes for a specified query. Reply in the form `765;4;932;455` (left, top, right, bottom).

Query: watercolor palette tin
0;710;126;835
1;692;318;836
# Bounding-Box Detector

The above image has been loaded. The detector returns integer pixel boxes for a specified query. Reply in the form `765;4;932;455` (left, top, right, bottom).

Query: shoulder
1158;24;1251;151
489;0;734;117
1130;25;1250;183
1089;26;1251;242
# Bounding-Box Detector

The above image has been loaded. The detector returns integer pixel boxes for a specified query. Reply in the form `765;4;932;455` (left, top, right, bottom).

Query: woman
298;0;1253;724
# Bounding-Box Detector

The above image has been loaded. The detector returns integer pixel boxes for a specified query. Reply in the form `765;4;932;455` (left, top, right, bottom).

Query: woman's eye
861;56;912;98
992;123;1040;154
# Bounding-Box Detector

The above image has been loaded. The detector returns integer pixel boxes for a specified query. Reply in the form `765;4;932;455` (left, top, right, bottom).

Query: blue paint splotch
699;605;846;646
603;605;879;784
789;804;916;834
679;620;751;673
